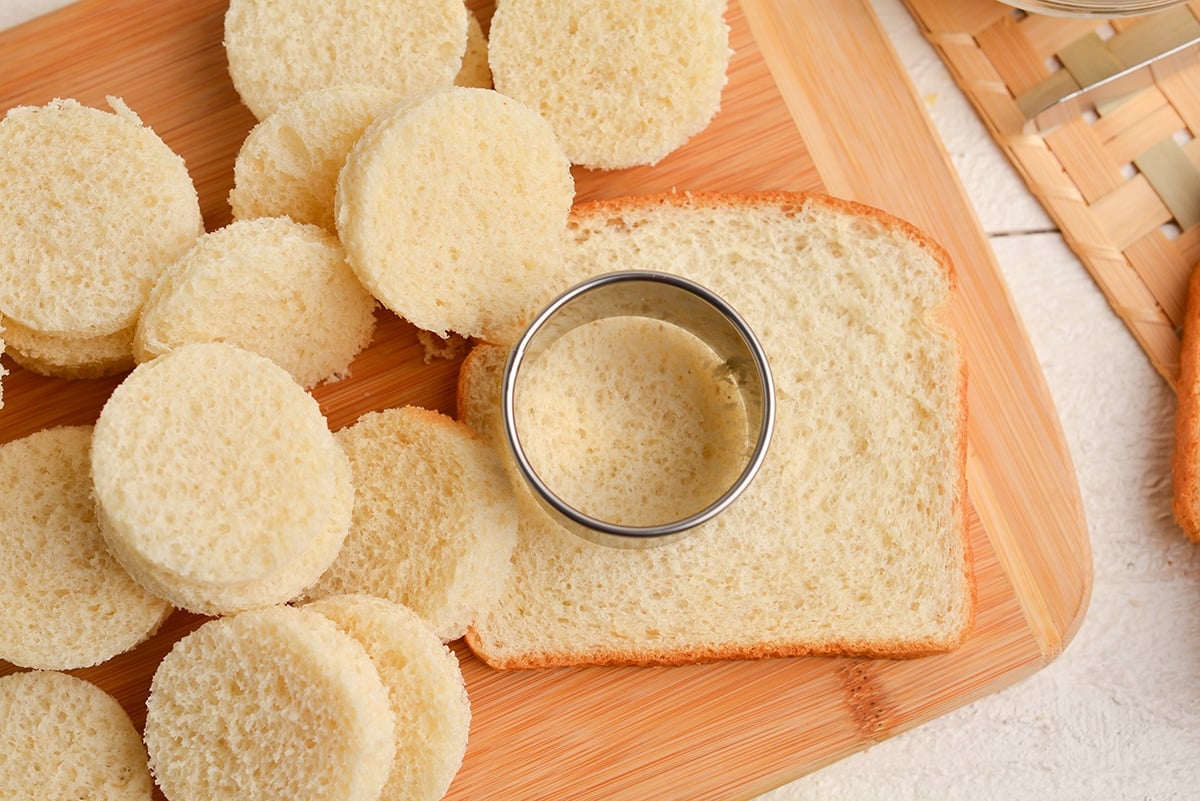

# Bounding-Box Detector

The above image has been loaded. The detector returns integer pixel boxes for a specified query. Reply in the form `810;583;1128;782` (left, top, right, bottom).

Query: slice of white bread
1;317;135;379
0;97;202;339
488;0;730;169
91;343;352;613
0;427;171;670
303;406;518;641
457;191;974;668
305;594;471;801
1172;266;1200;542
229;85;404;231
335;87;574;343
224;0;469;120
144;605;395;801
0;670;153;800
133;216;377;389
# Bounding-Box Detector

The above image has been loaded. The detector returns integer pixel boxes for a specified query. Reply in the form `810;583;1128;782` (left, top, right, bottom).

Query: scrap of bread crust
458;191;974;668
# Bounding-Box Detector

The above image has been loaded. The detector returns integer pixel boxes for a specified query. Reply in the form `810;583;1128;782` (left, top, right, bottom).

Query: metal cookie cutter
501;271;776;548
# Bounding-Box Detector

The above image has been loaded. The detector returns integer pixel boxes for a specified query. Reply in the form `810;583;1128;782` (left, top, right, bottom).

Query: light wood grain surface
0;1;1091;798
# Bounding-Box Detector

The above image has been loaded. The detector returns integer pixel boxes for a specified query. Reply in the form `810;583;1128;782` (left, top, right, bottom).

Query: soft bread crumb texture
134;216;377;389
305;406;518;641
335;86;574;343
229;85;404;231
459;191;973;668
515;317;749;526
1172;266;1200;542
305;594;471;801
489;0;730;169
0;97;202;338
144;606;395;801
91;343;350;594
0;670;153;800
224;0;468;120
0;427;171;669
1;316;135;379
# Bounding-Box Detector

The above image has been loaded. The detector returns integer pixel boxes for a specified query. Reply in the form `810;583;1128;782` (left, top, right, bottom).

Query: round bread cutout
306;594;471;801
224;0;469;120
0;427;171;670
0;670;153;800
91;343;350;593
335;87;574;343
0;97;202;338
1;316;135;379
489;0;730;169
144;605;395;801
134;217;377;389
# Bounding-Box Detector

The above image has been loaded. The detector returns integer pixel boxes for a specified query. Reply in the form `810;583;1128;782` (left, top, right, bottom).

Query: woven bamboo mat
903;0;1200;390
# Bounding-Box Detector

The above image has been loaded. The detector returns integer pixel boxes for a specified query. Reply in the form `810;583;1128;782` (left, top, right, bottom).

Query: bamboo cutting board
0;1;1091;799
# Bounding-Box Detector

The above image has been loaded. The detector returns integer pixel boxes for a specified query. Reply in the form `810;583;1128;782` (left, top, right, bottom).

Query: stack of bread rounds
335;86;574;343
223;0;470;120
0;426;171;670
91;343;353;615
304;406;519;641
305;594;472;801
229;85;405;231
144;605;396;801
0;670;154;800
488;0;731;169
133;216;377;389
0;97;203;378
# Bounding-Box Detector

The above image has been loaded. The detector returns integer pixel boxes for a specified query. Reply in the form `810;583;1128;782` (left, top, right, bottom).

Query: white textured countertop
2;1;1196;798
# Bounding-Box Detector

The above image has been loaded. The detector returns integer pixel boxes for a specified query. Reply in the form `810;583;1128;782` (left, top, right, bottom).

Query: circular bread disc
489;0;730;169
0;97;202;338
134;217;377;390
305;406;517;640
0;427;171;669
306;594;471;801
335;87;573;343
224;0;468;120
1;316;135;379
91;342;348;587
229;85;403;231
0;670;153;800
144;605;395;801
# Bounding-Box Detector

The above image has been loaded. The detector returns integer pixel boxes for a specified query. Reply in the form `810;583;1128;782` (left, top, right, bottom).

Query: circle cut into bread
224;0;469;120
488;0;730;169
335;87;574;343
1;316;135;379
0;427;171;670
134;216;377;389
91;343;352;608
0;670;153;800
305;594;471;801
0;97;202;339
304;406;518;640
144;605;396;801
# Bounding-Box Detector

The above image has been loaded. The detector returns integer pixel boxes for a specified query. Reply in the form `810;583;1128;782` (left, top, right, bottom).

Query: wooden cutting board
0;1;1091;798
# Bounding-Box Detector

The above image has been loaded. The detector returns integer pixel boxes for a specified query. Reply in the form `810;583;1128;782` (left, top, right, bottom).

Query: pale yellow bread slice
0;670;153;800
133;216;377;389
1171;265;1200;542
91;343;352;613
1;316;134;379
335;86;574;343
303;406;518;640
0;97;202;339
0;427;171;670
305;594;471;801
144;605;395;801
458;191;973;668
229;85;404;231
488;0;730;169
224;0;469;120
